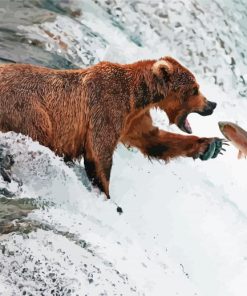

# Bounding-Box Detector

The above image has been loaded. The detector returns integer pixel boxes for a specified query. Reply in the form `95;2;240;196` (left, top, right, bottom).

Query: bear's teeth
185;118;192;133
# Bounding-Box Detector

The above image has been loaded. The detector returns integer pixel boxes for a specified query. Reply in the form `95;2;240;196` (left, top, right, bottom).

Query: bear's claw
200;138;224;161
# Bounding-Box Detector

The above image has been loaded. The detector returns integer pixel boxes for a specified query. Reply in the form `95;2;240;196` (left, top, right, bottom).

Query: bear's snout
208;101;217;110
197;100;217;116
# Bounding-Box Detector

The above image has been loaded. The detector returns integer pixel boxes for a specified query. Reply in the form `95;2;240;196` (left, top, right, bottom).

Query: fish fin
238;150;244;159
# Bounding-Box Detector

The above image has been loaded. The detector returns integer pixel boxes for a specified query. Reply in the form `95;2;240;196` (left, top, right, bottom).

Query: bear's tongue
184;118;192;134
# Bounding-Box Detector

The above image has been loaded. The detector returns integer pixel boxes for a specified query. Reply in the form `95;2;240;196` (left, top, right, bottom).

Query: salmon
218;121;247;159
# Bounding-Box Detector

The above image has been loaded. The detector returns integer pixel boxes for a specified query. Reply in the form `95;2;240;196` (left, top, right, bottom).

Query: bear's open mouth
178;115;192;134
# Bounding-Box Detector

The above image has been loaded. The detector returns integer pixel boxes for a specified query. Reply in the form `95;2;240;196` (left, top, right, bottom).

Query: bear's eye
192;87;199;96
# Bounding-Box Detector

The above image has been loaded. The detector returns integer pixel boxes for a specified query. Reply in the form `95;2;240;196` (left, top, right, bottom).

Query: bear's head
152;57;217;134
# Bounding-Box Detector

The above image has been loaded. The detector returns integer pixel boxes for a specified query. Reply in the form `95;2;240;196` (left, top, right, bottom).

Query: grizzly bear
0;57;224;201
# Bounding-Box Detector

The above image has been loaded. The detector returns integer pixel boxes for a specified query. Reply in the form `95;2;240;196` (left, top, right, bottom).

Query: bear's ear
152;60;172;82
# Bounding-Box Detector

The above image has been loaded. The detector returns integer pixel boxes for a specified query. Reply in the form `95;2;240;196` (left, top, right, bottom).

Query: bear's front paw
197;138;225;161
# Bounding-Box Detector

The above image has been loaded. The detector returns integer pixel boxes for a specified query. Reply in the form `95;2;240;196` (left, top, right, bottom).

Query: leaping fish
218;121;247;159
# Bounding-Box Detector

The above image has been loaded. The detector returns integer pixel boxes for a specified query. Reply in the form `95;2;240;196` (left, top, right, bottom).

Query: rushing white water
0;1;247;295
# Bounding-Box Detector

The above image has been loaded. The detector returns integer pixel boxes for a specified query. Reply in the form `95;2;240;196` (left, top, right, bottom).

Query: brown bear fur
0;57;219;198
